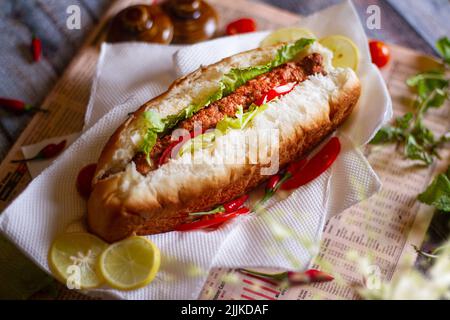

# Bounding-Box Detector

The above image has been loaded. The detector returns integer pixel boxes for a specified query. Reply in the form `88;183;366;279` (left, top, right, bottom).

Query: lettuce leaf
178;131;217;157
163;83;225;130
271;38;316;68
179;103;269;157
216;104;268;133
139;38;315;156
140;111;165;158
222;38;315;96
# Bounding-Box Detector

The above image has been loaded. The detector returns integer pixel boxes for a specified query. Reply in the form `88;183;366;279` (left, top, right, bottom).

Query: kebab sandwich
87;38;361;242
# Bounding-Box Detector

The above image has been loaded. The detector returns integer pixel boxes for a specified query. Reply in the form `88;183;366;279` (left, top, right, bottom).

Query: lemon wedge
319;35;360;71
98;236;161;291
49;233;107;289
260;27;316;47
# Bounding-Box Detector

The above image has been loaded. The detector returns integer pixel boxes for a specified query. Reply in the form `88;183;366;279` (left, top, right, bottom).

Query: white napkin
0;0;391;300
84;43;183;131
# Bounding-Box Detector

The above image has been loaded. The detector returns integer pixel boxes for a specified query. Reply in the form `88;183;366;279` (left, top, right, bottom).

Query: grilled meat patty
133;53;325;175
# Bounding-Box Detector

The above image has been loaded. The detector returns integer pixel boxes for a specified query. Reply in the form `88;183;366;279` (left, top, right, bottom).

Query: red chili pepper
281;137;341;190
12;140;67;163
254;158;306;210
286;158;308;176
76;164;97;199
226;18;257;36
287;269;334;284
175;207;250;231
0;97;47;113
158;129;204;167
31;34;42;62
223;194;249;213
240;268;334;285
158;136;183;167
255;82;297;106
266;175;282;192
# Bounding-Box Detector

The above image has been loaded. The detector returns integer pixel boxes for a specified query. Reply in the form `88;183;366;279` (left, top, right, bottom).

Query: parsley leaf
396;112;414;129
370;113;412;144
370;37;449;166
407;71;448;111
418;167;450;212
436;36;450;64
370;126;402;144
404;135;433;165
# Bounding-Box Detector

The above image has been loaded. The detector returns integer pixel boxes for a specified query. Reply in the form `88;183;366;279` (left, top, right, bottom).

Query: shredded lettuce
216;104;268;133
178;131;217;157
163;83;225;130
139;38;315;156
179;103;269;157
140;111;165;158
222;38;315;96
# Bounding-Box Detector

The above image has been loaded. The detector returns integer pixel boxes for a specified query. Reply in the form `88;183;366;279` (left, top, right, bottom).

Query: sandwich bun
88;41;361;243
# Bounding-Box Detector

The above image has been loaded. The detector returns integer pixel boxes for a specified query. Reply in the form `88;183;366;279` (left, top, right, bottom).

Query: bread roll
87;41;361;242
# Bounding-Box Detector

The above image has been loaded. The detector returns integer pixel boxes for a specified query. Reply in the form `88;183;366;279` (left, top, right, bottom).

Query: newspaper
0;0;447;300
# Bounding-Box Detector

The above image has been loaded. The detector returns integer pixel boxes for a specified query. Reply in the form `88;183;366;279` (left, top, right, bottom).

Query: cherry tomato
369;40;390;68
226;18;257;36
76;164;97;199
175;207;250;231
281;137;341;190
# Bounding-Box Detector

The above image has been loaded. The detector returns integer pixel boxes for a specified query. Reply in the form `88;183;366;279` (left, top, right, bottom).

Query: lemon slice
49;233;107;289
260;27;316;47
99;237;161;291
319;35;360;71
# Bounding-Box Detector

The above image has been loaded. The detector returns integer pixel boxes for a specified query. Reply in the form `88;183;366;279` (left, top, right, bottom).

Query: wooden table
0;0;448;300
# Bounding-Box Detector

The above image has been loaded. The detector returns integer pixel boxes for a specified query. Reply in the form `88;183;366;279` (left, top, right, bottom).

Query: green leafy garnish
179;103;270;157
216;104;269;133
370;113;412;144
404;135;433;165
436;36;450;64
178;131;217;157
163;85;225;130
370;37;450;166
222;38;315;96
138;38;315;157
418;167;450;212
140;111;166;158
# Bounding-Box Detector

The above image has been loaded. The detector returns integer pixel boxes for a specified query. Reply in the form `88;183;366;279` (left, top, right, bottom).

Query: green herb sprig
370;37;450;166
418;166;450;212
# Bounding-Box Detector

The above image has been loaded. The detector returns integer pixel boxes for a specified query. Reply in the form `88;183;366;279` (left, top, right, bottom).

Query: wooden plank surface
385;0;450;50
